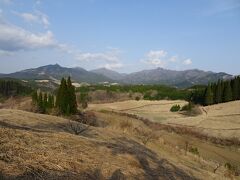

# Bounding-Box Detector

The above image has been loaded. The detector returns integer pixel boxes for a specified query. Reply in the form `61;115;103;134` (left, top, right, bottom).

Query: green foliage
135;96;140;101
181;102;193;111
223;81;232;102
38;92;44;113
76;84;191;101
55;77;77;115
31;90;55;114
204;84;214;106
191;76;240;106
188;147;199;156
31;91;38;105
232;78;239;101
170;104;181;112
215;80;222;104
0;79;32;97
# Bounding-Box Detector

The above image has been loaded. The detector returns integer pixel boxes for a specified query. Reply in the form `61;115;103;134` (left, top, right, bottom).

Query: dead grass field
0;108;236;179
89;100;240;139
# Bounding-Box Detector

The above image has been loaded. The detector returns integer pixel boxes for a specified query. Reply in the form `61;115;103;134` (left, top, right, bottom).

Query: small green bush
135;96;140;101
189;146;199;156
170;104;181;112
181;102;193;111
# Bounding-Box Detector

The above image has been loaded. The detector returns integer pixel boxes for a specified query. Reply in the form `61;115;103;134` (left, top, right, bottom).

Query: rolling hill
0;64;233;88
0;64;112;84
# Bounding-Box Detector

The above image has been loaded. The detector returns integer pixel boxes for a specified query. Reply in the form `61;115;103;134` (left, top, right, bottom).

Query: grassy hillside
0;108;235;179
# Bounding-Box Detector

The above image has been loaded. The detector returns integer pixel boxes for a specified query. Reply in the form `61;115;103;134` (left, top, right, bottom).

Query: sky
0;0;239;75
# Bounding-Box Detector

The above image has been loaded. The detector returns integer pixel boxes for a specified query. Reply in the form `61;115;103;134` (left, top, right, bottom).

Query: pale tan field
1;108;239;179
89;100;240;139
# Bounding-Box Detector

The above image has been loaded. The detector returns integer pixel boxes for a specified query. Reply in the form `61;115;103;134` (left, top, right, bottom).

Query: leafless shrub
71;111;99;127
119;120;133;131
134;127;158;145
68;120;90;135
213;163;221;174
224;162;239;177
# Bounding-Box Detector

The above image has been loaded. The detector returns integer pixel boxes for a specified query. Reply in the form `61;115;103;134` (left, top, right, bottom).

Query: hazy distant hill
0;64;112;84
120;68;232;88
91;68;126;80
0;64;233;87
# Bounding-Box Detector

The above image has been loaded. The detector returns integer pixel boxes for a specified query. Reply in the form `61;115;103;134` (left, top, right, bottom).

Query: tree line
32;77;77;115
191;76;240;106
76;84;190;101
0;79;32;97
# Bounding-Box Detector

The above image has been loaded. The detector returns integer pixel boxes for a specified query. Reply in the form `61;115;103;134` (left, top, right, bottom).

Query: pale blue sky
0;0;239;74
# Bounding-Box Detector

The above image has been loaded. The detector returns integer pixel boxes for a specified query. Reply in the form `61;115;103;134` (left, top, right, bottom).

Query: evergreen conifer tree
223;81;232;102
204;84;213;106
232;78;239;101
56;77;77;115
38;92;44;112
238;77;240;100
67;76;77;114
43;93;48;110
215;80;222;104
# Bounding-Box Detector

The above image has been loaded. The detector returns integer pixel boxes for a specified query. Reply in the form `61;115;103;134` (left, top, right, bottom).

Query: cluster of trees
0;79;32;97
55;77;77;115
76;84;190;101
32;77;78;115
32;91;54;113
192;77;240;106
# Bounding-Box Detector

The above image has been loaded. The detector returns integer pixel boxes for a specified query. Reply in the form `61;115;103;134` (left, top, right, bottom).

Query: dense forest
76;84;191;101
191;76;240;106
0;79;32;97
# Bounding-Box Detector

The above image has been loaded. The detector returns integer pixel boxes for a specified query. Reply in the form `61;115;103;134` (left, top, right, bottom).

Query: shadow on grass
0;168;126;180
0;120;98;139
97;137;197;180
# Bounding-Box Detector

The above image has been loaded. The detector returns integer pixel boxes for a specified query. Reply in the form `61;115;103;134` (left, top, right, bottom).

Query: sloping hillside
0;64;112;84
0;64;233;87
0;109;230;179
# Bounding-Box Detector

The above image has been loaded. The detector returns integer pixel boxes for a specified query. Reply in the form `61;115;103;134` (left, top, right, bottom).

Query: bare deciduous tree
134;127;158;145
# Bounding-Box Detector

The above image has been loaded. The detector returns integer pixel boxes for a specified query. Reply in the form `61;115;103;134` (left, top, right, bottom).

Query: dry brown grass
90;100;240;140
0;107;238;179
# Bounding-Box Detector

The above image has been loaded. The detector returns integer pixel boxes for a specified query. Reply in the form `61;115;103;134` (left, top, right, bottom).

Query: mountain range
0;64;233;88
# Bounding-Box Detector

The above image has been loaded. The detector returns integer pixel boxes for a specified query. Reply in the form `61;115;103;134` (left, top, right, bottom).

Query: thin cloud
0;19;57;52
13;10;50;28
204;0;240;16
104;63;123;70
143;50;167;68
142;50;192;68
183;58;192;65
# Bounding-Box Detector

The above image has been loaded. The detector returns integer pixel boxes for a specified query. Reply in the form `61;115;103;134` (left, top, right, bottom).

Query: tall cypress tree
232;78;239;101
223;81;232;102
43;93;48;110
38;92;44;112
56;78;67;114
215;80;222;104
47;94;54;109
211;83;216;103
67;76;77;114
204;84;213;106
238;76;240;100
56;77;77;115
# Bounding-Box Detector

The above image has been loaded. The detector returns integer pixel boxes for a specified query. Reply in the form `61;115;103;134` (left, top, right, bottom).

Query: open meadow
89;100;240;139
